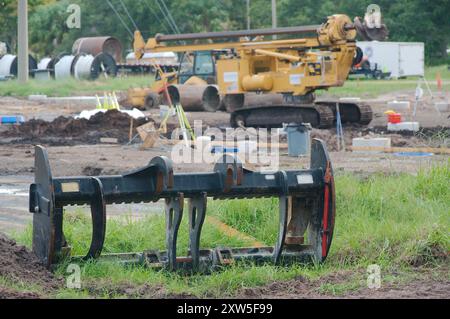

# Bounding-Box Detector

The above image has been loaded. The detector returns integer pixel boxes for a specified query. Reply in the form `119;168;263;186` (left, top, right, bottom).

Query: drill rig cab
178;51;217;85
129;50;224;112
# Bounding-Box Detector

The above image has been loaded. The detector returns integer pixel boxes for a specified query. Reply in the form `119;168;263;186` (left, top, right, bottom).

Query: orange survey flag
436;73;443;92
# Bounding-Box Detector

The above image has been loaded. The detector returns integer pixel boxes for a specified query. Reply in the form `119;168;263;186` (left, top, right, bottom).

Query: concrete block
388;122;420;132
100;138;119;144
339;97;362;103
353;138;392;153
28;95;48;101
34;70;52;81
387;101;411;111
435;102;449;112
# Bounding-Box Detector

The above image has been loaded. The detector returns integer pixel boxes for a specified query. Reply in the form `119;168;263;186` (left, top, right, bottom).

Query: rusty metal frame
30;139;336;272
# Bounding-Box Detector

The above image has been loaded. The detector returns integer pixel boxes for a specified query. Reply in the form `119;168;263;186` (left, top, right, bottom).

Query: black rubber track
230;104;335;129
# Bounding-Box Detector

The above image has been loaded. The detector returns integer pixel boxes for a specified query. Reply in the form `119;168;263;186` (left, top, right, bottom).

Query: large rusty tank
72;37;123;62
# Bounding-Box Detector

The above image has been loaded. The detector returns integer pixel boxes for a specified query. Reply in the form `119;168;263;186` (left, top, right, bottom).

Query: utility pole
246;0;251;30
18;0;29;83
271;0;277;38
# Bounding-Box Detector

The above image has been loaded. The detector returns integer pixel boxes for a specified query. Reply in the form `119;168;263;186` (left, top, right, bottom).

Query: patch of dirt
346;279;450;299
82;166;104;176
238;271;357;299
84;280;196;299
311;126;450;152
0;110;151;146
0;287;41;299
0;234;62;299
236;268;450;299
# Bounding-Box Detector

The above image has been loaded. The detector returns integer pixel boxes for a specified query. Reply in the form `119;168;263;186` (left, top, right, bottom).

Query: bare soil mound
0;287;41;299
1;110;151;146
0;234;62;299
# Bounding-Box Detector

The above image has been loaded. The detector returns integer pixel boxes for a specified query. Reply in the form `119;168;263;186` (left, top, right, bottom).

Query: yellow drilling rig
131;5;388;129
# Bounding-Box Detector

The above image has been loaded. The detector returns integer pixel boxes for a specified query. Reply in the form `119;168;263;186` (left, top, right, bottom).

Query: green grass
426;65;450;81
0;76;153;97
0;65;448;98
12;162;450;298
321;65;450;98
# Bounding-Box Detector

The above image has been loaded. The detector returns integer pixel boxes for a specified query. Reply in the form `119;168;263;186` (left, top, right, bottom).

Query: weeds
13;164;450;298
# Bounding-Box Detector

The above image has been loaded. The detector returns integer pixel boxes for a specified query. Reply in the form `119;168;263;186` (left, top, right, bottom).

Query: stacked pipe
0;54;37;78
41;52;118;81
166;84;222;112
72;37;123;63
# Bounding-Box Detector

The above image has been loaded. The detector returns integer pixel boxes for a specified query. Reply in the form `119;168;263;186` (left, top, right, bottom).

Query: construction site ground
0;87;448;299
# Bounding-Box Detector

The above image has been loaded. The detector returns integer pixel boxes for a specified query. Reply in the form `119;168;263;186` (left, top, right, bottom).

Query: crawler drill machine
132;5;388;129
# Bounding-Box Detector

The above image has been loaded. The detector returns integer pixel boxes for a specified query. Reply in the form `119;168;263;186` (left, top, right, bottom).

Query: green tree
8;0;448;64
0;0;51;52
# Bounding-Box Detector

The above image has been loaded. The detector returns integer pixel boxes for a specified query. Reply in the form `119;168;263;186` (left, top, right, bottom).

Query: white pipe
0;54;16;77
73;54;94;80
54;55;75;79
38;57;52;70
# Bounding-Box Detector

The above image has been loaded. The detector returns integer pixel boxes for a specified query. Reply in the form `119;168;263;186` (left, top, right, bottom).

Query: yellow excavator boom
133;10;387;98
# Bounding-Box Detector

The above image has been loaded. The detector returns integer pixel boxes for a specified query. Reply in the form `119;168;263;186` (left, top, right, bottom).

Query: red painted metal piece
388;113;402;124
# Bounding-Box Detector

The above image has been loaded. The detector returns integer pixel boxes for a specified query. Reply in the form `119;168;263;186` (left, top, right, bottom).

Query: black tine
165;194;184;271
273;171;289;265
84;177;107;261
188;193;207;271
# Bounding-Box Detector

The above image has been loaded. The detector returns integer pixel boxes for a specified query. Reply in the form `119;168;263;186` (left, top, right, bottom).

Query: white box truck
357;41;425;78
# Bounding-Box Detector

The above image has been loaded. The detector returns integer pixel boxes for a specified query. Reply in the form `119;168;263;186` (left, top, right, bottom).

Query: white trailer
357;41;425;78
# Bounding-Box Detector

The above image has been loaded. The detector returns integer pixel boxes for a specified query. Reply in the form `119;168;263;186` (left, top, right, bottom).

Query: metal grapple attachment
30;139;336;272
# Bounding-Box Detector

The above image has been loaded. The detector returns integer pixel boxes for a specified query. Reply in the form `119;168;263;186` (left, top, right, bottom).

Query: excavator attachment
30;139;336;272
354;4;389;41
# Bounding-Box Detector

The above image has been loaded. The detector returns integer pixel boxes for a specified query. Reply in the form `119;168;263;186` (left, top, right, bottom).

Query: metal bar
18;0;29;83
272;0;278;40
147;38;315;54
49;168;324;207
154;25;322;43
253;49;301;62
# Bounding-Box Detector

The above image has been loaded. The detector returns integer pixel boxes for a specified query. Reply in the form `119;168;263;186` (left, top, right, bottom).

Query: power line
153;0;176;34
154;0;179;34
141;0;170;34
117;0;140;31
158;0;181;34
106;0;134;37
154;0;178;34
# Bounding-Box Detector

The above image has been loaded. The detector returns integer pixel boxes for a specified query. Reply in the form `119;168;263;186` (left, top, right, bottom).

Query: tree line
1;0;449;64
